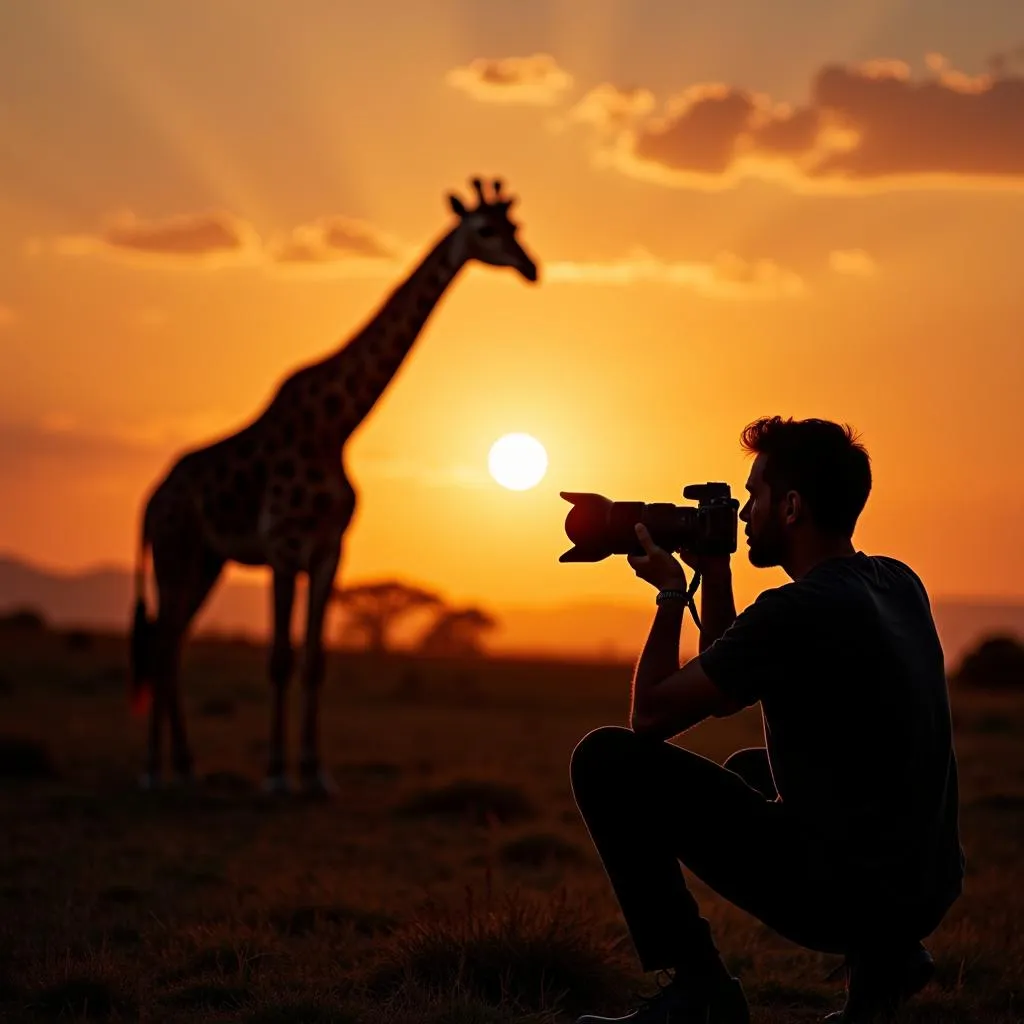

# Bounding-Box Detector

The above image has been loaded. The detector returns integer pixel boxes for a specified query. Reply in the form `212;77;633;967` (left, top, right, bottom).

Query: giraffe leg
141;544;224;788
298;541;341;797
153;613;191;786
141;659;167;789
263;570;296;794
141;604;191;788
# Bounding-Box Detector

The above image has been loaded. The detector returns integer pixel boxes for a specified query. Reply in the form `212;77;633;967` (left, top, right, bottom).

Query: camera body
559;482;740;563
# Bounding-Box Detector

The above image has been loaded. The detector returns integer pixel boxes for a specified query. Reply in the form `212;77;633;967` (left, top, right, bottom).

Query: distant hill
1;553;1022;669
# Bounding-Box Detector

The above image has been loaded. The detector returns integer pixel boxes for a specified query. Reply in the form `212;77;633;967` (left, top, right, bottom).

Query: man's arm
629;596;742;742
694;559;737;653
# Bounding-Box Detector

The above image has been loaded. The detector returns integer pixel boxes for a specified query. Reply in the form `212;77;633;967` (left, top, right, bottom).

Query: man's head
738;416;872;569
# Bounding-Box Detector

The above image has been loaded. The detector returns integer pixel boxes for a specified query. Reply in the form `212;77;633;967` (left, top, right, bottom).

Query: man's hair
740;416;872;536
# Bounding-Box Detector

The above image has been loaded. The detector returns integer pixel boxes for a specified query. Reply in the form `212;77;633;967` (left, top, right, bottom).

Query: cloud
92;410;242;449
829;248;878;276
0;410;268;491
0;417;163;476
5;408;243;459
569;58;1024;193
550;83;657;135
569;84;658;127
45;211;408;277
267;216;410;276
446;53;573;105
53;211;263;267
546;249;806;299
40;210;806;298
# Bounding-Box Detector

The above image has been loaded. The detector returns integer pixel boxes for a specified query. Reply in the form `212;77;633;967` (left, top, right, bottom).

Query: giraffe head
447;177;539;283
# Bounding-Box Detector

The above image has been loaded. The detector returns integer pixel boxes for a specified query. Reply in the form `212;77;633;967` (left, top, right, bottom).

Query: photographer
570;417;965;1024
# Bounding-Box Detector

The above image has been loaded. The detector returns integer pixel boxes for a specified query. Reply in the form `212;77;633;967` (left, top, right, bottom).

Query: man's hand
675;547;732;580
628;523;688;591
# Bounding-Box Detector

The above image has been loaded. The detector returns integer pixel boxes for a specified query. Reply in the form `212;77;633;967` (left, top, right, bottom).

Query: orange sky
1;1;1023;643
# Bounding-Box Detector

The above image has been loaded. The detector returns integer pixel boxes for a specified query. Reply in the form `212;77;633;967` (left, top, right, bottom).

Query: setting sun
487;433;548;491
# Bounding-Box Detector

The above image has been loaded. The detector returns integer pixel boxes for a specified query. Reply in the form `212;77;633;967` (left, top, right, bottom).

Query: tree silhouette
0;607;48;633
416;606;498;657
952;633;1024;690
331;580;444;653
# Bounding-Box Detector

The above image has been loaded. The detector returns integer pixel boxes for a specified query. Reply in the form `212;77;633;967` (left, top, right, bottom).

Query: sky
1;0;1023;636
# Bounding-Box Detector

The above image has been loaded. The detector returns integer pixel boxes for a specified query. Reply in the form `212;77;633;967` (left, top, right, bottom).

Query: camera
558;483;740;563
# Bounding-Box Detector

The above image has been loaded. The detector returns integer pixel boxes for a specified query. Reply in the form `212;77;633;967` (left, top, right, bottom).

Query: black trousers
570;727;940;973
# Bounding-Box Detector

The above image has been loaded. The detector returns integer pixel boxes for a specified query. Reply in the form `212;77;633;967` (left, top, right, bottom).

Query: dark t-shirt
700;552;965;917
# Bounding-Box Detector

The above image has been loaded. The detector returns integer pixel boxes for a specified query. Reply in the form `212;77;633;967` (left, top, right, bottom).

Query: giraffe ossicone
128;176;540;793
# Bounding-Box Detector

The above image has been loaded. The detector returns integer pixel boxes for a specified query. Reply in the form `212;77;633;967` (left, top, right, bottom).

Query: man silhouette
571;417;964;1024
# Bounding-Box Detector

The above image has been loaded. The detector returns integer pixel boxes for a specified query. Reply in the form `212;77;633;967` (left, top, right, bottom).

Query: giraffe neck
321;228;467;441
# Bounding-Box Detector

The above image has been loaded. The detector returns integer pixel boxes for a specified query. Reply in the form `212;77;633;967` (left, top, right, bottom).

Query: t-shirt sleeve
698;586;805;708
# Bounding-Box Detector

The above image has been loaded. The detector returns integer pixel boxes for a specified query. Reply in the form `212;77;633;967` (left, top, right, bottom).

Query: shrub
365;887;632;1016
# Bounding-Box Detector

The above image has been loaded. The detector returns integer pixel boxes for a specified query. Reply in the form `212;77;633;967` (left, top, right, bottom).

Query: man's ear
784;490;802;525
448;194;467;217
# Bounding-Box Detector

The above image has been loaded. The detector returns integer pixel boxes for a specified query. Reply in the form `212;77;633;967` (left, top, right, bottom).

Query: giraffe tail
129;523;154;718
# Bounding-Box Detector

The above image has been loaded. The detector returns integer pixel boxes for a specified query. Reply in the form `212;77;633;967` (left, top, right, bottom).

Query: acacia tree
416;606;498;657
331;580;444;653
953;633;1024;690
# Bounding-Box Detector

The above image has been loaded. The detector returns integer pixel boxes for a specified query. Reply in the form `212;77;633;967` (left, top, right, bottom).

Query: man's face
739;453;789;568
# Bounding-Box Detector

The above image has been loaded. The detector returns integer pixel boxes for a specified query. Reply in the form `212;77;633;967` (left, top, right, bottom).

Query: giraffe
129;177;539;795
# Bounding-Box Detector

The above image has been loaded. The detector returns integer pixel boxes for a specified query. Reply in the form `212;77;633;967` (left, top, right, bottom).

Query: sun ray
57;5;274;226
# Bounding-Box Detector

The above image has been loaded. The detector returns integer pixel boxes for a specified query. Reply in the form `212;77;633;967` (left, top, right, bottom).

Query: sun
488;433;548;491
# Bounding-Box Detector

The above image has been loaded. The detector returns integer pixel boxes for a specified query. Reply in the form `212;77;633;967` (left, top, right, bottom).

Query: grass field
0;627;1021;1023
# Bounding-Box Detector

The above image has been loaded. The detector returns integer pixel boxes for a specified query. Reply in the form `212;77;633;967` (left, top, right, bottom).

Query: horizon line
2;549;1023;608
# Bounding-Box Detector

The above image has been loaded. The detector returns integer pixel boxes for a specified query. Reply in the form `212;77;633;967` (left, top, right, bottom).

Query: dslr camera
558;483;740;563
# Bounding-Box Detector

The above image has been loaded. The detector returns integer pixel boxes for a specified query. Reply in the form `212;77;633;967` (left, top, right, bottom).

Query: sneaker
822;943;935;1022
576;971;750;1024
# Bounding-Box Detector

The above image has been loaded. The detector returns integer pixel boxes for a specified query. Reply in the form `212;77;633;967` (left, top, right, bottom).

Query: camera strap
684;570;702;630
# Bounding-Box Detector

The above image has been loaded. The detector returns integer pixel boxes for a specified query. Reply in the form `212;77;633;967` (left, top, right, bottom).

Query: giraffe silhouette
130;177;539;794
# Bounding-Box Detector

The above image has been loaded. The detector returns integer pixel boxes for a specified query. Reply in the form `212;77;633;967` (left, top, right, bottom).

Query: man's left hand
628;523;688;591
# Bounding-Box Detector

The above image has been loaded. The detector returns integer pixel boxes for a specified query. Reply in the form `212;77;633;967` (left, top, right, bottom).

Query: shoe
822;943;935;1022
576;972;750;1024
